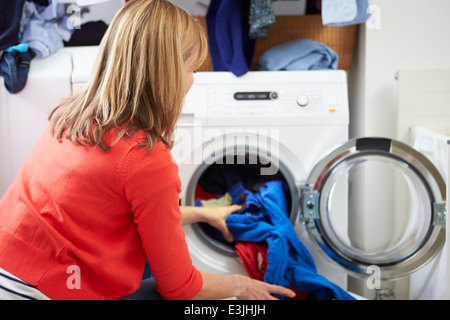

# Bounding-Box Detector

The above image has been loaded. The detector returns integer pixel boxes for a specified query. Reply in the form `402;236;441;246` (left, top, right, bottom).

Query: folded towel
322;0;372;26
258;38;338;71
226;181;355;300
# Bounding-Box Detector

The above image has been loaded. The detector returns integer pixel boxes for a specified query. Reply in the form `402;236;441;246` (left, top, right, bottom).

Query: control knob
296;95;309;107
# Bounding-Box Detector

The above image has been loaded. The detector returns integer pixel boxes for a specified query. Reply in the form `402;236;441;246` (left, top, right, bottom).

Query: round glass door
302;137;446;280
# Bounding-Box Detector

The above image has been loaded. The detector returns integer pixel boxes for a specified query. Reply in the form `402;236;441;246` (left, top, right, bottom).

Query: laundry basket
195;14;358;71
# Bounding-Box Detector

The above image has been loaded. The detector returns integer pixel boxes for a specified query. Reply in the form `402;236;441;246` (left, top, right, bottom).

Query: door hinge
300;187;320;222
434;202;446;226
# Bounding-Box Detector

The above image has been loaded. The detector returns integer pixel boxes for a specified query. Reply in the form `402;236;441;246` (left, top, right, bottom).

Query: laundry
195;192;233;207
306;0;322;14
5;43;30;53
0;0;27;51
0;0;82;93
71;0;112;5
321;0;372;26
258;38;338;71
64;21;108;47
194;185;220;202
0;49;35;94
235;241;268;281
248;0;276;40
197;161;285;195
234;241;310;300
21;0;74;59
206;0;255;76
207;180;355;300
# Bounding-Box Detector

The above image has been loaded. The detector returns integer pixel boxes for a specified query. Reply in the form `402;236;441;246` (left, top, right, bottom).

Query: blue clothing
0;0;26;50
248;0;275;40
0;49;34;94
258;38;338;71
21;0;73;59
322;0;372;26
5;43;29;53
206;0;255;76
226;181;355;300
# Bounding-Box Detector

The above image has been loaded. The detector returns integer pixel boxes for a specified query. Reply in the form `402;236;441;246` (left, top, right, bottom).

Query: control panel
206;83;345;117
181;70;349;125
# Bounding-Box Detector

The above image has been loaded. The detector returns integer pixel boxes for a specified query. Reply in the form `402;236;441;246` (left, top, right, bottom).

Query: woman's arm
180;205;242;242
180;206;296;300
192;272;296;300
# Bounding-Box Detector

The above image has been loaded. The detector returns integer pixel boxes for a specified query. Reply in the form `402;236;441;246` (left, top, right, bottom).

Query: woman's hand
193;272;296;300
179;205;242;242
234;275;296;300
202;205;242;242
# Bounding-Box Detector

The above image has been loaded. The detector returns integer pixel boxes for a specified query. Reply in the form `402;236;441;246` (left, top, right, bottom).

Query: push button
296;95;309;107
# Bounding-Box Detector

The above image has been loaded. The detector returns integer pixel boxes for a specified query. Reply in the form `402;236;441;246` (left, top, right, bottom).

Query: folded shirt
258;38;338;71
322;0;372;26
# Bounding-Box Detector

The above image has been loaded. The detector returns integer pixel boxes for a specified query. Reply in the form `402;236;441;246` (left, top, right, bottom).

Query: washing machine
174;70;446;298
0;46;99;197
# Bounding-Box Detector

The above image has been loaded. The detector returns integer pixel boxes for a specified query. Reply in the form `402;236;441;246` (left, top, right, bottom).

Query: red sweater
0;124;202;300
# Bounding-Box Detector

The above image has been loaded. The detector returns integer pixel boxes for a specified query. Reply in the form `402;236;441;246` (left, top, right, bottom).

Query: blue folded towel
258;38;338;71
226;181;355;300
322;0;372;26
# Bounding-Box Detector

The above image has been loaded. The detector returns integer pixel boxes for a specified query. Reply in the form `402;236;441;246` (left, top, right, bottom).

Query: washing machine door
300;137;446;281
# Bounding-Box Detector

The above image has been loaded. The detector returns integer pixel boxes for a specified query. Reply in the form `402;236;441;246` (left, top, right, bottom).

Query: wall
349;0;450;139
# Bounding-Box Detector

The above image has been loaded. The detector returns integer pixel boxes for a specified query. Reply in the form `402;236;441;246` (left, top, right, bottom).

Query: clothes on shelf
0;1;28;51
64;20;108;47
248;0;276;40
205;0;370;75
321;0;372;26
0;0;73;93
258;38;338;71
0;0;109;94
206;0;255;77
0;0;370;92
21;0;73;59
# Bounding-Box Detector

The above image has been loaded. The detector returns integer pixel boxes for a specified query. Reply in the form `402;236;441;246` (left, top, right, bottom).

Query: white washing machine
0;46;98;196
174;71;446;298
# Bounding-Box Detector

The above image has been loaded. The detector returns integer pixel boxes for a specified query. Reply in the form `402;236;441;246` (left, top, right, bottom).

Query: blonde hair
49;0;208;151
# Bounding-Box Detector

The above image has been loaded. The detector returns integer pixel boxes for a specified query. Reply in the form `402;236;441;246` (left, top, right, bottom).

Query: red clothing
0;124;202;300
235;241;309;300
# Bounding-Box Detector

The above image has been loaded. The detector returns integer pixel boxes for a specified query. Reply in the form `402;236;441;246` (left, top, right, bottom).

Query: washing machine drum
301;137;446;281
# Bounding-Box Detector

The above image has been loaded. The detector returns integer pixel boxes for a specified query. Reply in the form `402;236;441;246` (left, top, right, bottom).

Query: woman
0;0;295;300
